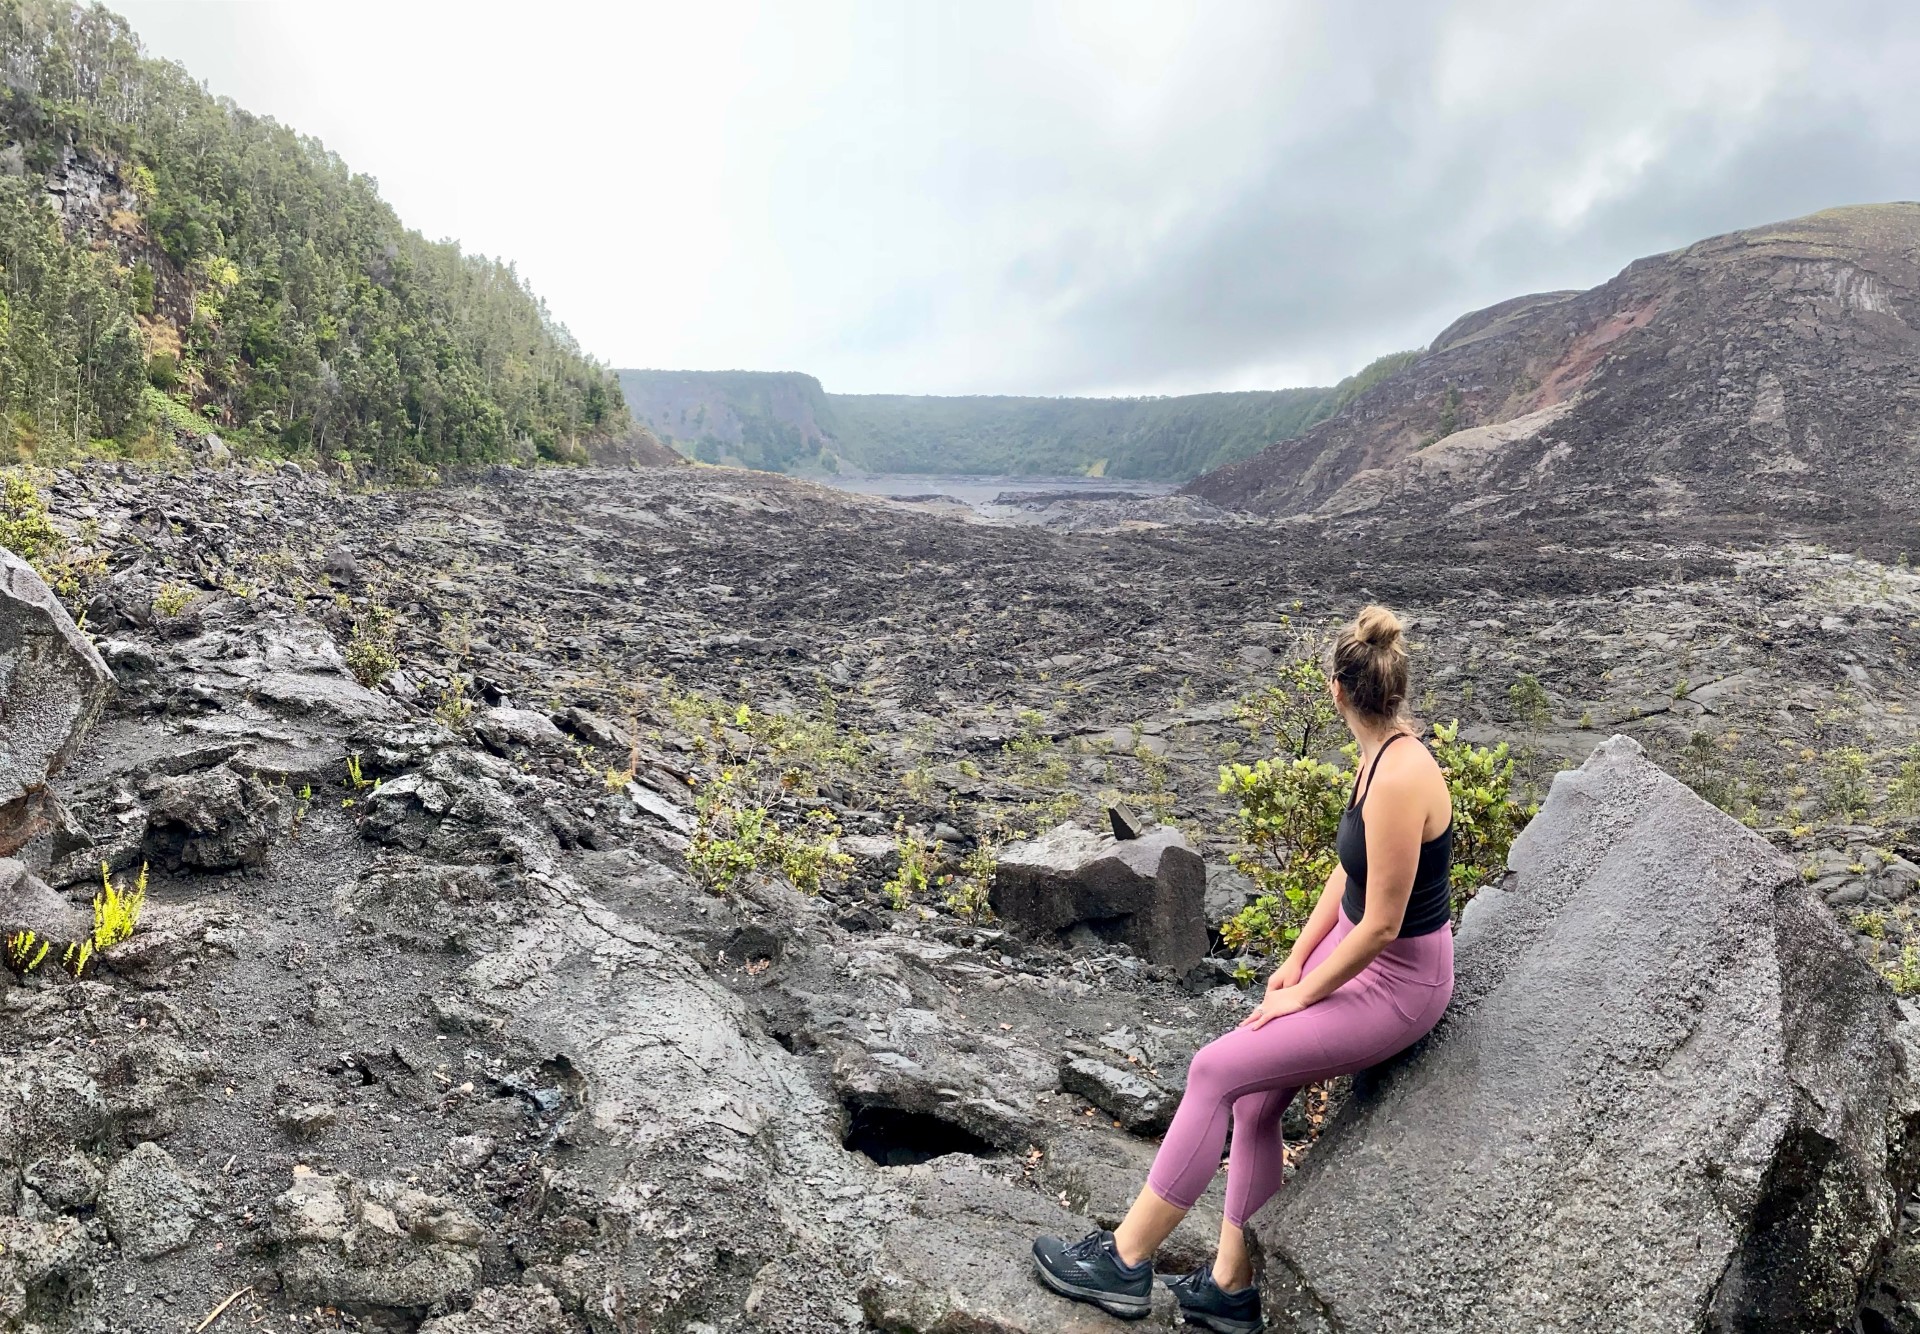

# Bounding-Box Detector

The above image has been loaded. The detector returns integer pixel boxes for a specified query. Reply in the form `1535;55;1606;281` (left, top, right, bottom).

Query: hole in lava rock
841;1100;998;1167
722;924;783;970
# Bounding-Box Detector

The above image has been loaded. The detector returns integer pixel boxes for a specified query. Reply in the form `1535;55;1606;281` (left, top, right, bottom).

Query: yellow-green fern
93;861;148;951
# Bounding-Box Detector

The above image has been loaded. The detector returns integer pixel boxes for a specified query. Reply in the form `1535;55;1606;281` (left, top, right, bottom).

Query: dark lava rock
101;1142;204;1260
1059;1056;1174;1135
1187;204;1920;537
0;547;111;856
142;762;291;869
1255;736;1920;1334
418;1284;575;1334
992;823;1207;970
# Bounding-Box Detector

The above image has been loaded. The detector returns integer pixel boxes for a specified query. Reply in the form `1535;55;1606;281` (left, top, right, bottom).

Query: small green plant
686;770;850;896
345;605;399;687
883;824;937;910
93;860;147;950
1507;674;1551;730
944;843;998;920
1673;678;1691;700
1882;943;1920;996
4;862;148;979
776;810;853;895
1821;747;1871;821
1854;909;1888;940
434;675;475;732
4;929;50;974
1132;741;1177;823
687;773;769;893
153;582;196;618
345;753;375;792
1888;747;1920;817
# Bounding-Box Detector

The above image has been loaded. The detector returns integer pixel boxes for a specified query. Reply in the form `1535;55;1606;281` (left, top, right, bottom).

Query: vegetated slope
1185;204;1920;537
825;386;1337;479
0;0;629;471
616;369;836;472
621;357;1423;480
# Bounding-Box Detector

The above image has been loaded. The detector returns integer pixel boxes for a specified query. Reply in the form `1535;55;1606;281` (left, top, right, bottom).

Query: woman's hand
1266;956;1305;995
1239;986;1312;1030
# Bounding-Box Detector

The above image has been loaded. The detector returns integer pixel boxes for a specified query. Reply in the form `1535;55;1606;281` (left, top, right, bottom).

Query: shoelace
1064;1231;1109;1265
1171;1266;1212;1297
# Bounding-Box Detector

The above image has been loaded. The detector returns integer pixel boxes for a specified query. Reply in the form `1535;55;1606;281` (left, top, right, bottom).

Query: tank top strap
1352;731;1408;810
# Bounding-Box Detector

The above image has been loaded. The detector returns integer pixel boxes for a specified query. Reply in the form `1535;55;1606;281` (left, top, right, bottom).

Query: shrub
1821;747;1871;821
345;605;399;687
1429;720;1533;908
944;843;998;920
1507;674;1551;729
0;473;58;563
1217;719;1531;957
884;824;937;910
0;472;108;607
687;769;850;896
1236;640;1339;759
1217;753;1348;955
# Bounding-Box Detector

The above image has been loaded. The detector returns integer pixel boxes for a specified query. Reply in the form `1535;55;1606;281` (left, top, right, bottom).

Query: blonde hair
1329;605;1409;722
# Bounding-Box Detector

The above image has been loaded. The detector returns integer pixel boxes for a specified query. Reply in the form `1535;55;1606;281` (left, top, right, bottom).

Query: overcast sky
109;1;1920;397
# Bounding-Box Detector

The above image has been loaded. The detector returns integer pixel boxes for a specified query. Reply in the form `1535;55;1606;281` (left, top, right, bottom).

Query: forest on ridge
0;0;627;473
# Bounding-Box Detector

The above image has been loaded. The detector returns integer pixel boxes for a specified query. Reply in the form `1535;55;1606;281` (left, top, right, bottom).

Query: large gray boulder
991;823;1207;969
1254;736;1920;1333
0;547;111;855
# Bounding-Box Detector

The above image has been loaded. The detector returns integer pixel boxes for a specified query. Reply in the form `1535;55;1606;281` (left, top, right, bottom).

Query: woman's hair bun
1329;604;1411;721
1352;604;1403;649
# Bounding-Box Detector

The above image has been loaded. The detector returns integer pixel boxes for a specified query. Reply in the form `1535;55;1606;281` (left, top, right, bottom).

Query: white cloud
109;0;1920;396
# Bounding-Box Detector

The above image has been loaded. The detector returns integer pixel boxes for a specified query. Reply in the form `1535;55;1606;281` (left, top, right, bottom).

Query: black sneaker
1165;1266;1263;1333
1031;1229;1154;1319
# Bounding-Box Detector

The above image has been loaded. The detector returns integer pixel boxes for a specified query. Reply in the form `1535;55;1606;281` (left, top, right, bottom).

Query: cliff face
616;370;1348;479
617;370;837;472
1185;204;1920;536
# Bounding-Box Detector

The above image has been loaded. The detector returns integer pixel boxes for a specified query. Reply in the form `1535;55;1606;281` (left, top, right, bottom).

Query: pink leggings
1147;910;1454;1226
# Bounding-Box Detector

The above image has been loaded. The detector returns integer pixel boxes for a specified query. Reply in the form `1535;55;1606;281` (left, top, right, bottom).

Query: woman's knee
1185;1035;1241;1097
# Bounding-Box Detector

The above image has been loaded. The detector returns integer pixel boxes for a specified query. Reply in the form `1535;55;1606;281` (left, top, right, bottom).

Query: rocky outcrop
0;548;111;857
1254;736;1920;1334
270;1172;484;1314
991;824;1208;969
142;762;292;869
1186;204;1920;539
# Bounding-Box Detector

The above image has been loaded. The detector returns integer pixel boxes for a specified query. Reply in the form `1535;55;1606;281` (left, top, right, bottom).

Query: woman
1032;605;1456;1332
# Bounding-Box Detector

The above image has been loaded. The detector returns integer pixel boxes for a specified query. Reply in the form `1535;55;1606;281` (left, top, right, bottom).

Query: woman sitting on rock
1033;605;1457;1332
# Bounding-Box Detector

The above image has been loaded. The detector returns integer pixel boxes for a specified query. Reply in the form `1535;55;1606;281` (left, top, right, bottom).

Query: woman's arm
1268;861;1346;991
1243;765;1423;1027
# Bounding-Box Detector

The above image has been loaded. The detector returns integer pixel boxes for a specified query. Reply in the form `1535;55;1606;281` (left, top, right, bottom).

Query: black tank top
1337;732;1454;937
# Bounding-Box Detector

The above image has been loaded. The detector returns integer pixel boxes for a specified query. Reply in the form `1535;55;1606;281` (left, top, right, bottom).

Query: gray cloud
109;0;1920;396
1025;2;1920;393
